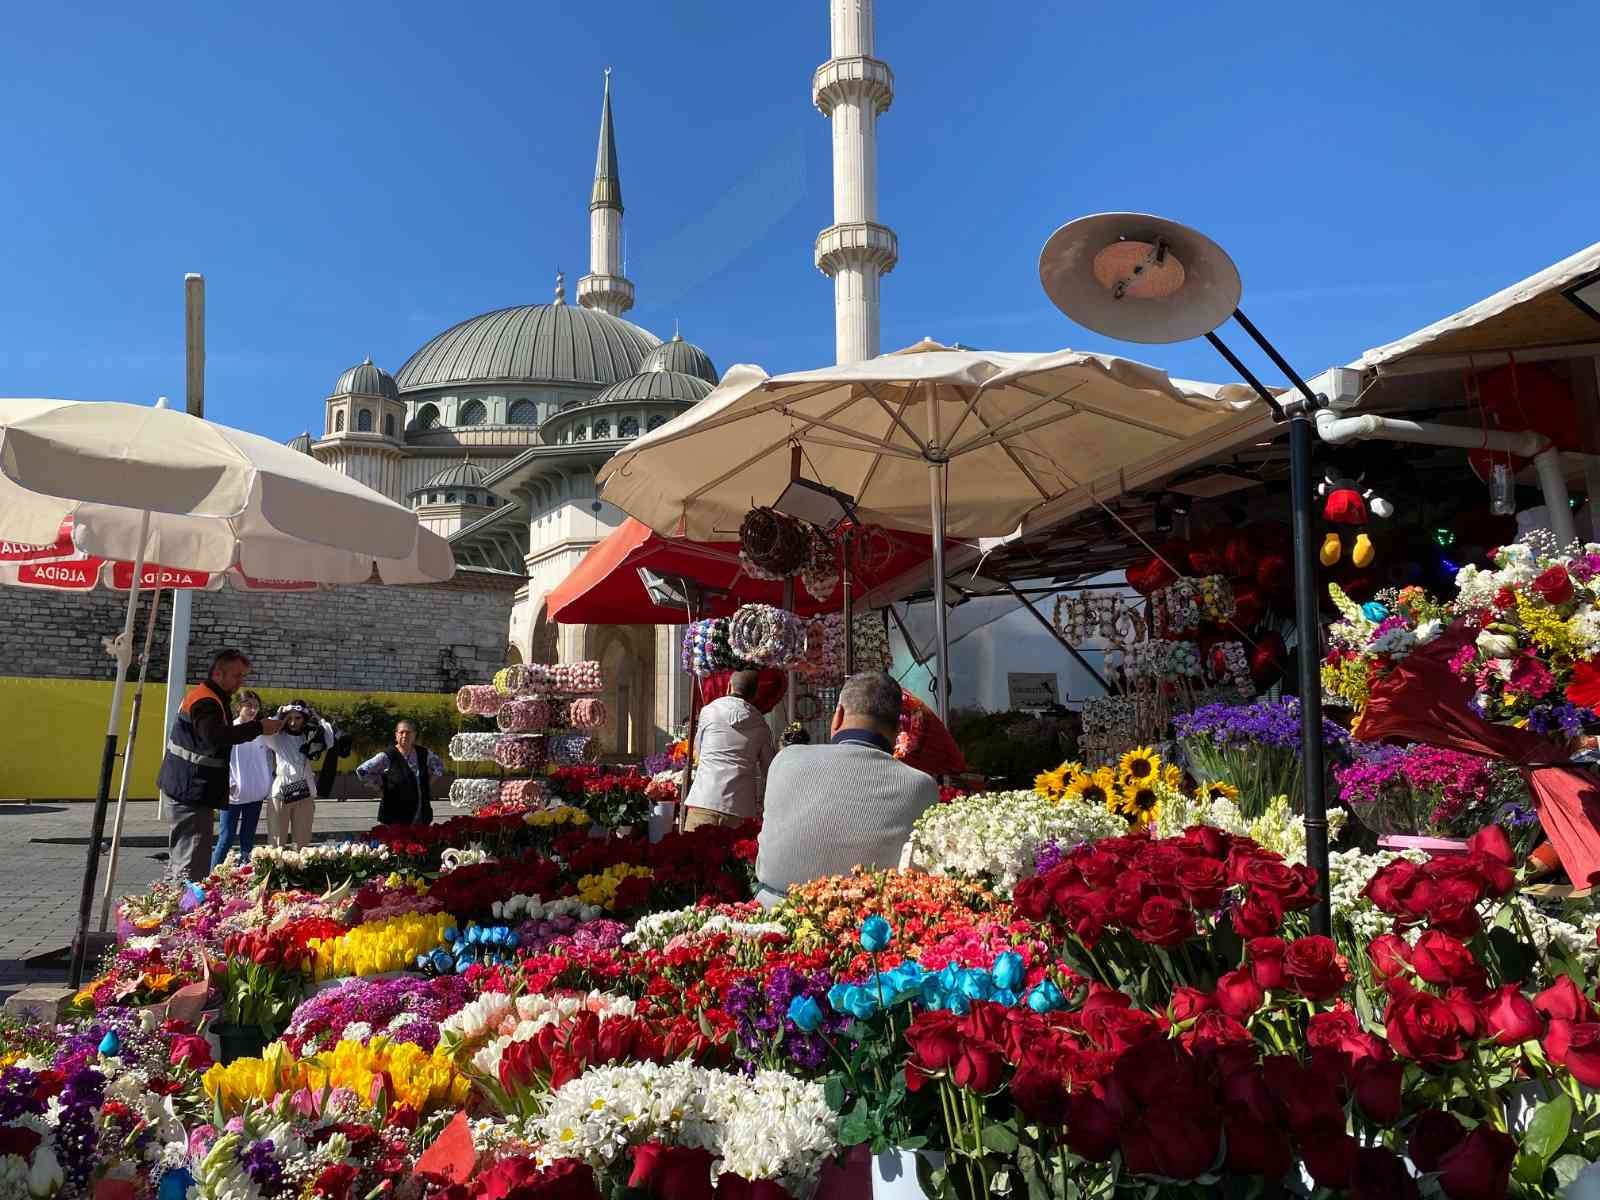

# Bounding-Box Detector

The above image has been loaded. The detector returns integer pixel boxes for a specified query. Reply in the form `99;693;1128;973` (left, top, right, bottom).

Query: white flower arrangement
1327;847;1427;945
491;894;603;924
907;790;1125;896
440;990;638;1079
623;905;788;950
250;841;394;881
533;1060;837;1196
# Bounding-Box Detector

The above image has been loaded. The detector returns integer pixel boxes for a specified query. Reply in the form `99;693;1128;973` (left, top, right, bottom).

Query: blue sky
1;1;1596;442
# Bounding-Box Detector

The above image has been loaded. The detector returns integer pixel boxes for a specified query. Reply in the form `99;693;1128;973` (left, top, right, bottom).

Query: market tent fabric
597;343;1260;540
546;516;934;625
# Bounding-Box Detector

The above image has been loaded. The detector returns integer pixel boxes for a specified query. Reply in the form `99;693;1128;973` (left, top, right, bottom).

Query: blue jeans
211;802;263;869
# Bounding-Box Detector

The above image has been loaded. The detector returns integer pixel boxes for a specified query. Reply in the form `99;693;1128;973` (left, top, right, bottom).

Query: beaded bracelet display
448;732;502;762
852;616;892;672
739;507;808;578
498;778;546;808
496;734;548;772
682;618;741;677
800;524;840;601
497;697;551;733
456;685;502;716
546;734;592;764
567;698;608;730
550;661;603;694
728;604;808;668
448;777;500;810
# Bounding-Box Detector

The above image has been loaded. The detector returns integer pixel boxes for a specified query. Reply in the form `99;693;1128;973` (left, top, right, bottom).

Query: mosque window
574;425;587;441
334;411;345;432
592;418;611;439
357;409;373;432
508;399;538;425
647;414;667;432
447;493;458;503
384;414;396;437
458;399;487;426
620;417;639;438
415;403;441;430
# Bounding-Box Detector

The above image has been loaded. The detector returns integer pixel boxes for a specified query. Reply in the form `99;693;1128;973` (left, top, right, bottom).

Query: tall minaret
577;69;635;317
814;0;897;363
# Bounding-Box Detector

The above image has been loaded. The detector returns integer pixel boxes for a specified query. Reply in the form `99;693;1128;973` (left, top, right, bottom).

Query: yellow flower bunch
525;805;589;829
1062;766;1117;809
305;912;453;982
574;863;653;910
1042;746;1189;829
1515;591;1579;659
202;1037;468;1116
1033;761;1080;801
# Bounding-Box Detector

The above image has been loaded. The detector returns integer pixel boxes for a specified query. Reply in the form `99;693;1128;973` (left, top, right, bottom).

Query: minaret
814;0;897;363
577;69;635;317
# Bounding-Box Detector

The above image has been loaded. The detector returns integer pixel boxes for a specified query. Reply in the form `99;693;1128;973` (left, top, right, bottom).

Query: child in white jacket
260;699;334;847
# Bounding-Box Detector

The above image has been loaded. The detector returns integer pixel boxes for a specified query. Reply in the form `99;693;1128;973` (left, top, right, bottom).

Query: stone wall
0;570;520;693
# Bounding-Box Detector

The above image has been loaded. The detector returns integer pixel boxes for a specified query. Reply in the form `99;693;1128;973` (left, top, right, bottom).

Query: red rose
1009;1062;1069;1126
1185;1010;1251;1049
1423;877;1486;938
1239;858;1316;908
1409;931;1484;990
1352;1059;1404;1124
1545;1020;1600;1087
1232;896;1283;939
1064;1092;1120;1162
1262;1055;1344;1136
1533;564;1574;605
1223;1114;1292;1179
1535;975;1596;1022
1384;991;1468;1066
1168;987;1215;1024
478;1158;598;1200
1437;1125;1517;1200
1467;825;1514;867
1247;937;1287;989
1120;1104;1221;1182
1363;860;1422;914
1132;895;1195;947
1567;659;1600;709
903;1011;963;1072
1480;984;1543;1046
0;1126;42;1160
952;1039;1005;1093
1214;968;1264;1020
1283;936;1348;1001
1301;1131;1358;1190
1012;875;1053;922
168;1034;213;1071
1408;1107;1467;1172
1349;1146;1419;1200
1181;825;1232;858
1173;858;1228;909
629;1145;714;1200
1366;933;1412;982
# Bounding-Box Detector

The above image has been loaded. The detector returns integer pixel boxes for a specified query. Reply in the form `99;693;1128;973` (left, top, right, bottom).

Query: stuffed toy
1317;474;1393;569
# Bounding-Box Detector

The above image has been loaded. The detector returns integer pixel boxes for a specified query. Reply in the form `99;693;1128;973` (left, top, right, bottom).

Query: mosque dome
394;302;661;392
639;333;717;384
332;357;400;400
416;461;489;493
286;431;314;455
590;370;714;406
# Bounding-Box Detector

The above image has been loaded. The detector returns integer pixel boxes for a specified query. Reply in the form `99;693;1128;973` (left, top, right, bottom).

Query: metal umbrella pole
925;386;952;725
69;509;151;987
97;585;165;931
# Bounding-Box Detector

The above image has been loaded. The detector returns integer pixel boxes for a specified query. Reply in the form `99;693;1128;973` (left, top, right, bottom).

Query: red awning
547;517;933;625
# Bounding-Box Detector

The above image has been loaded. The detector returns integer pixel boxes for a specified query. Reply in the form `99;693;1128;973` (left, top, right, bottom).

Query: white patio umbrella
598;340;1259;722
0;397;453;985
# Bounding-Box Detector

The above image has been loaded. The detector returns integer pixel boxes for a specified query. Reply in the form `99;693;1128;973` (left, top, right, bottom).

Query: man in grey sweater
754;672;939;907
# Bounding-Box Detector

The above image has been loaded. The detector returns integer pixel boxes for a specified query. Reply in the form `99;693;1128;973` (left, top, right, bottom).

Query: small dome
333;357;400;401
589;370;714;406
414;460;490;495
640;333;717;383
286;432;313;455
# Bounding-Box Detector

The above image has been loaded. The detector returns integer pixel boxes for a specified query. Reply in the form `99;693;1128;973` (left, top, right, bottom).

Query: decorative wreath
447;732;502;763
456;685;502;717
728;604;809;668
739;507;809;578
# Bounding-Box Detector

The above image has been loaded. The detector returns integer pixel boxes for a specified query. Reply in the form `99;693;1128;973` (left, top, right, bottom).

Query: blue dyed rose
859;916;893;952
787;995;824;1033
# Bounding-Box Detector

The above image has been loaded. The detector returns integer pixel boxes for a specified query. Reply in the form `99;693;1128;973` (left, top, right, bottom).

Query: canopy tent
545;516;934;625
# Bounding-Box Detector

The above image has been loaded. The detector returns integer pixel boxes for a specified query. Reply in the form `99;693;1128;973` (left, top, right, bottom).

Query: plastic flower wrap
907;789;1124;895
495;735;548;773
449;731;502;762
1335;742;1532;839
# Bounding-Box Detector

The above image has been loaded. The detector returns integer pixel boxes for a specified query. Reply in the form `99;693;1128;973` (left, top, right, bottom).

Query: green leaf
823;1076;846;1112
838;1114;874;1146
1523;1094;1573;1167
1514;1151;1547;1188
982;1124;1021;1154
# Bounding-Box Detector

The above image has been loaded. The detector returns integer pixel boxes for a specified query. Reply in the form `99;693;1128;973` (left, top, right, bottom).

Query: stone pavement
0;798;386;1002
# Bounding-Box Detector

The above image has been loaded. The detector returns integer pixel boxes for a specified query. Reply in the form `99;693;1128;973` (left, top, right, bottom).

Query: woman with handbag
261;699;334;847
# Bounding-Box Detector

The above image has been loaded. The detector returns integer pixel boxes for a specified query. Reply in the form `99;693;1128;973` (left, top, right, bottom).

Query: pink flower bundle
498;778;546;807
496;735;548;772
497;697;551;732
568;698;608;730
456;684;502;716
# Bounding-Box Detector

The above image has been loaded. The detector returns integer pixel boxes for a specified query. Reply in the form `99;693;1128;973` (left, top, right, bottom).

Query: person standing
356;719;443;826
260;699;334;848
158;649;282;882
211;689;272;869
683;671;776;830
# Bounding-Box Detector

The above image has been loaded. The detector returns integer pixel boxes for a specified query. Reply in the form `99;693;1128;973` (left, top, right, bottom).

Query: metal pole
928;459;951;725
1287;406;1330;935
70;509;151;987
781;576;797;730
162;276;205;820
1002;581;1112;693
98;585;164;930
841;527;855;676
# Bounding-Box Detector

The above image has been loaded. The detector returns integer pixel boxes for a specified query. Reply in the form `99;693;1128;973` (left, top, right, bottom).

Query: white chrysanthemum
907;790;1124;895
625;907;787;949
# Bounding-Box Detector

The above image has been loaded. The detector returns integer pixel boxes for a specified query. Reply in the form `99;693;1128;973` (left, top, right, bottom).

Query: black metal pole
841;527;855;677
70;734;120;987
1287;405;1331;935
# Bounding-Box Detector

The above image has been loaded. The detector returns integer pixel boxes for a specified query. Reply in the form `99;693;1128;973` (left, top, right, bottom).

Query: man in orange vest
158;648;282;882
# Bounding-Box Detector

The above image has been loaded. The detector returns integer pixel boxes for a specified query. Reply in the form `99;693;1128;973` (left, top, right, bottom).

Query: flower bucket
1376;834;1471;857
648;801;676;843
214;1022;269;1065
870;1149;944;1200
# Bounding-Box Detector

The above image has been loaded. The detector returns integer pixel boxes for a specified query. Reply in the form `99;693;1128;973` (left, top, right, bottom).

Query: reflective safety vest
157;681;233;811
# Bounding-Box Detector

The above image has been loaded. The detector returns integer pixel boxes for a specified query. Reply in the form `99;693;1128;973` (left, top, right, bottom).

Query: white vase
871;1149;943;1200
648;802;676;843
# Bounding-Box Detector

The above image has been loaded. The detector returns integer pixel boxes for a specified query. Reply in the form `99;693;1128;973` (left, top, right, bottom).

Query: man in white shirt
211;690;273;869
683;671;776;831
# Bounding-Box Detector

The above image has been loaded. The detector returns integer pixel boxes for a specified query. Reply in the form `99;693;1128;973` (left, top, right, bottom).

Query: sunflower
1161;762;1185;790
1120;781;1162;827
1118;746;1161;785
1195;780;1240;804
1066;766;1115;809
1034;765;1069;800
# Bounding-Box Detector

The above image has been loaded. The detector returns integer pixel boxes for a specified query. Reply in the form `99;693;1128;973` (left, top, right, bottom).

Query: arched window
647;414;667;432
357;408;373;432
620;416;639;438
414;403;441;430
592;418;611;439
574;425;587;441
457;399;487;426
430;493;439;503
508;399;538;424
334;410;345;432
466;493;478;505
383;413;396;437
446;492;458;503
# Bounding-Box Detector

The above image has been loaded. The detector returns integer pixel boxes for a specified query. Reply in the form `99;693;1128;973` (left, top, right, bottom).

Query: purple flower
1033;839;1067;877
1173;697;1348;753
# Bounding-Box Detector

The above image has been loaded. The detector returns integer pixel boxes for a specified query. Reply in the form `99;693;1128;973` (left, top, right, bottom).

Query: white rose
1476;629;1519;658
27;1146;63;1198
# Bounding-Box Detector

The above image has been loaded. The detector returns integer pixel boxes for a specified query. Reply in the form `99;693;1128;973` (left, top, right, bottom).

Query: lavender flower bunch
283;975;472;1055
1173;696;1350;819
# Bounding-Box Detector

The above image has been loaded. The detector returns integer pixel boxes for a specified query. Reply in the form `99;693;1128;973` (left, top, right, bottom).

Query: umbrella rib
945;394;1072;458
803;433;923;460
956;405;1056;502
615;379;846;458
1002;378;1190;441
681;388;875;504
855;390;917;504
940;384;985;448
859;383;929;453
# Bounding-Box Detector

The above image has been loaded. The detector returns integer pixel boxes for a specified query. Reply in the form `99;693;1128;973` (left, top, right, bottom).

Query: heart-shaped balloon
1255;552;1292;599
1186;529;1225;577
1222;533;1256;579
1248;632;1287;687
1230;579;1266;629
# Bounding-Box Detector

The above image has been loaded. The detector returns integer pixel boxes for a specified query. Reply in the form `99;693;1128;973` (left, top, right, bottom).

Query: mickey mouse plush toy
1317;474;1393;569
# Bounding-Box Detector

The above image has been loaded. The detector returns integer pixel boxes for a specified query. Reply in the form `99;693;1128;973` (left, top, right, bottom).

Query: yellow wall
0;677;460;801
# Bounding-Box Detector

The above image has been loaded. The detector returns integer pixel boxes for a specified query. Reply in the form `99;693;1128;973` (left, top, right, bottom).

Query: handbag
278;779;312;804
